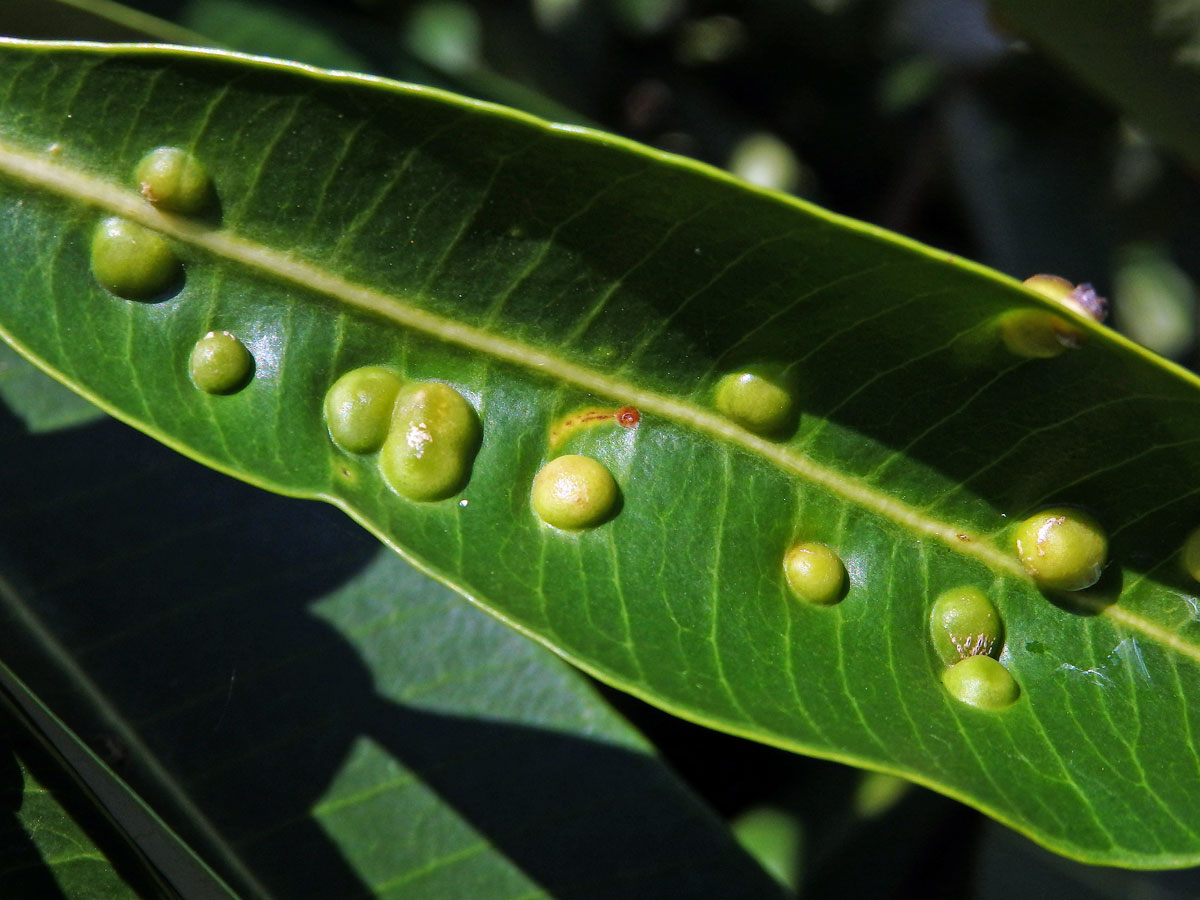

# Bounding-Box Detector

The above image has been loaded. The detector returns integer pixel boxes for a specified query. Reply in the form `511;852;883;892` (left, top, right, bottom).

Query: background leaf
991;0;1200;171
0;704;155;899
0;0;206;46
0;651;242;900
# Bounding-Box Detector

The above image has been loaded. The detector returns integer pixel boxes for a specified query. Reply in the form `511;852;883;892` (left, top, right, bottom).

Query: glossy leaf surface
2;40;1200;867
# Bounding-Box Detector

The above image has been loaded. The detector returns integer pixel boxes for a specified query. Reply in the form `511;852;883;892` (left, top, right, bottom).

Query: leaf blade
2;39;1200;867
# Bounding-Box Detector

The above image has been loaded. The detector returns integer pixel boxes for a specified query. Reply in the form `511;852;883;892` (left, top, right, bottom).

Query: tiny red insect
616;406;640;427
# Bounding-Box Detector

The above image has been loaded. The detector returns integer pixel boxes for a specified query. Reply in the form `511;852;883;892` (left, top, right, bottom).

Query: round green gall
782;541;845;605
714;370;795;435
941;655;1019;711
189;331;253;394
1183;527;1200;583
996;309;1080;358
379;382;480;501
1022;273;1075;305
134;147;212;214
531;455;619;530
324;366;404;454
90;216;180;300
1014;507;1107;591
929;586;1002;665
1000;274;1109;358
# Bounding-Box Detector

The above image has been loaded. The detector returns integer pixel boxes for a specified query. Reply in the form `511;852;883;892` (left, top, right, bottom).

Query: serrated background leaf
2;40;1200;868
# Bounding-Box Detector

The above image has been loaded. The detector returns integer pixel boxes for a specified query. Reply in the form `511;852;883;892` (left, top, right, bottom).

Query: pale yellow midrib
1;138;1194;663
2;144;1001;555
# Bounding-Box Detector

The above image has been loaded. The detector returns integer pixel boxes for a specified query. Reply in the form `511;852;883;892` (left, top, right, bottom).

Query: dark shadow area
0;402;378;898
799;784;977;900
600;679;976;900
0;401;780;899
1043;564;1122;618
978;819;1200;900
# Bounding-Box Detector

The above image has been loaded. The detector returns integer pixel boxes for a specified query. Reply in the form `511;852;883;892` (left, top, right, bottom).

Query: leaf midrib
0;108;1193;666
0;137;1010;553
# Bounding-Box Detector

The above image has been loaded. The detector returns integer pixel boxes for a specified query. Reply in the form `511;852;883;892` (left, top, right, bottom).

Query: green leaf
0;346;781;899
991;0;1200;170
1;39;1199;868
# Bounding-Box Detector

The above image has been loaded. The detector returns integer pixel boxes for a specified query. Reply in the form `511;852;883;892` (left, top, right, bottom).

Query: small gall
941;656;1020;711
134;147;213;214
1014;507;1107;591
379;382;480;501
929;586;1003;666
531;455;619;530
782;541;845;606
1023;273;1108;322
324;366;404;454
616;406;640;427
715;370;795;435
90;216;180;300
189;331;253;394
